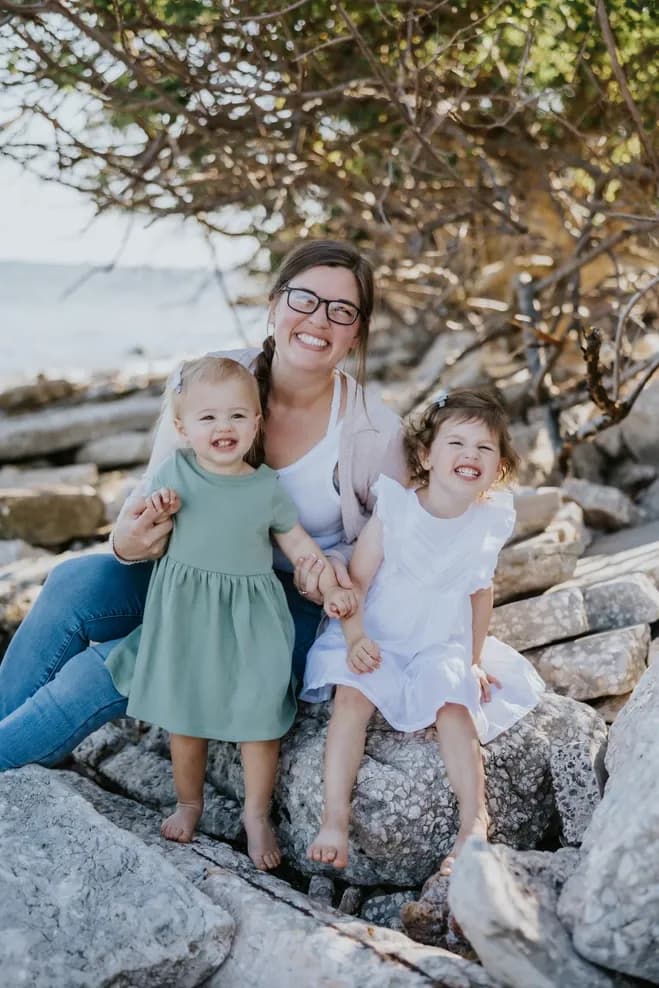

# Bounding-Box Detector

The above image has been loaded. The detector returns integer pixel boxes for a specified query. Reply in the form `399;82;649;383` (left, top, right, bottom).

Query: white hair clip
433;389;449;408
173;364;184;394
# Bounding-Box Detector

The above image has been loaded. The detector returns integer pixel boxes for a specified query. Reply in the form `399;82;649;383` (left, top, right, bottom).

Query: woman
0;241;406;780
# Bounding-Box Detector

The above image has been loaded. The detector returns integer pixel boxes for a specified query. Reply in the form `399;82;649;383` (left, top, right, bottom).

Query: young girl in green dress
106;355;356;865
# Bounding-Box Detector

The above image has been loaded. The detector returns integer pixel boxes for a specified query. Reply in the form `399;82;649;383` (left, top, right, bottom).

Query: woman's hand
294;554;352;605
112;490;181;561
347;636;381;674
473;665;501;703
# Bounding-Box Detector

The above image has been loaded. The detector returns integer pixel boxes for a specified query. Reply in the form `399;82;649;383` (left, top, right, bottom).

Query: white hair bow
432;388;449;408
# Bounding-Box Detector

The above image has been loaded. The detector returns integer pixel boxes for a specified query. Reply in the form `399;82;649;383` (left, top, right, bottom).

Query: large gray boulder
74;693;606;889
63;771;497;988
0;766;234;987
558;659;659;982
448;840;635;988
274;693;605;886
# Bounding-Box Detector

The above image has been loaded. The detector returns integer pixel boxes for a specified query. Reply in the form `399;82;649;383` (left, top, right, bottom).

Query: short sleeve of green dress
105;452;298;742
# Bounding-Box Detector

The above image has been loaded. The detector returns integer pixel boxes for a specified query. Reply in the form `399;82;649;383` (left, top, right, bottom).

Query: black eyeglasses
280;286;362;326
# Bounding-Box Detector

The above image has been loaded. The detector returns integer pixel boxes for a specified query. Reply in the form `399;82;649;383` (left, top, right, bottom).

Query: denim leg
0;553;152;718
275;569;323;684
0;640;127;770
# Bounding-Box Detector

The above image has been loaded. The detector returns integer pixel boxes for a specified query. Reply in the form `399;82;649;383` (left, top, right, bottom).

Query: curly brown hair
405;389;520;487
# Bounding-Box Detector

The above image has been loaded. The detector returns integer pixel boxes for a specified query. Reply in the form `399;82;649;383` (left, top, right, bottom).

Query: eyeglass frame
278;285;363;326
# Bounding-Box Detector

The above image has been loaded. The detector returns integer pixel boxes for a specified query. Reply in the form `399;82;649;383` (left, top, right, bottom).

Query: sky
0;157;255;271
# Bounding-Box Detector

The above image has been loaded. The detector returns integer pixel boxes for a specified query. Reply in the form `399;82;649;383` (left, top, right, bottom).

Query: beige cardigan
137;347;408;562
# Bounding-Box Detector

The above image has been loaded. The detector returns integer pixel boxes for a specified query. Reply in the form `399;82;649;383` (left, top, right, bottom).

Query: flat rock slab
559;520;659;590
0;393;161;460
0;766;234;987
582;574;659;633
490;587;589;652
525;624;650;701
62;772;497;988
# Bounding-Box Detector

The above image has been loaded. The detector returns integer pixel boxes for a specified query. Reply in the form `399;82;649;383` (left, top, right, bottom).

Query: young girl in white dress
301;388;545;875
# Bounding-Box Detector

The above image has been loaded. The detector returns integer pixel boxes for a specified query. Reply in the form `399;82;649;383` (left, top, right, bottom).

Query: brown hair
405;389;520;487
253;240;374;416
170;355;264;467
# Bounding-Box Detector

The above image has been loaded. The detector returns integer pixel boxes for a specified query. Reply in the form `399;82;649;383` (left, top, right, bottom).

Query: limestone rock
449;841;632;988
494;524;582;604
0;485;106;546
0;393;161;460
590;692;631;724
509;421;557;486
0;463;98;488
360;891;418;931
76;429;152;467
63;772;497;988
307;874;335;906
638;477;659;521
97;468;143;523
617;379;659;465
338;886;363;915
274;692;604;886
0;538;51;566
525;624;649;701
490;587;589;652
94;743;243;841
510;487;562;541
0;766;234;987
558;660;659;981
609;462;657;496
582;574;659;632
562;520;659;590
401;873;472;957
0;544;106;638
562;478;635;531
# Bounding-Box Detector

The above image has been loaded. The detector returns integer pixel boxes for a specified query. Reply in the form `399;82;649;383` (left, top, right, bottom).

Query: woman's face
271;265;362;376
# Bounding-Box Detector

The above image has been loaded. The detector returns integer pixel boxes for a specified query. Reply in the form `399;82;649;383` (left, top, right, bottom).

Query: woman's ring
300;588;308;596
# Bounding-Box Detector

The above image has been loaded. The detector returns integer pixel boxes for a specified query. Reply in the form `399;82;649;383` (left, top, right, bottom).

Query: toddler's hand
324;587;358;619
347;636;381;675
144;487;180;525
473;665;501;703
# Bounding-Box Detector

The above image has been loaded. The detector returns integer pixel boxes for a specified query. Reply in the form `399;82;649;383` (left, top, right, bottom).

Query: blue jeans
0;555;321;770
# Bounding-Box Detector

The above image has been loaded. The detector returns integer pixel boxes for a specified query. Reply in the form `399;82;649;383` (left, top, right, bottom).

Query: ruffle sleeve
466;489;516;594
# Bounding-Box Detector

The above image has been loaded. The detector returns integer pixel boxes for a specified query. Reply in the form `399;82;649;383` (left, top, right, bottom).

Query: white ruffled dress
301;476;544;743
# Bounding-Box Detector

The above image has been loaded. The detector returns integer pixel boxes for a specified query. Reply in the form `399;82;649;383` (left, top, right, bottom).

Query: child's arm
340;515;384;675
273;524;357;618
470;585;501;702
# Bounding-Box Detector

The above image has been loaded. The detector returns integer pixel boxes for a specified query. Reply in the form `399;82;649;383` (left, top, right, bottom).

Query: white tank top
273;373;345;572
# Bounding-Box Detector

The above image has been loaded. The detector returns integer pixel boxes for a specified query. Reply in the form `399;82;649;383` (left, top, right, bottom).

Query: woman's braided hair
252;240;374;418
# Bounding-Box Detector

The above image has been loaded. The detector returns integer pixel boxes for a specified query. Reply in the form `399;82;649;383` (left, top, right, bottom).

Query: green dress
106;451;298;741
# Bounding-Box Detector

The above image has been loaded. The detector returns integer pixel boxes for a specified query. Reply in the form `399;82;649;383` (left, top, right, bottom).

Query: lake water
0;261;267;385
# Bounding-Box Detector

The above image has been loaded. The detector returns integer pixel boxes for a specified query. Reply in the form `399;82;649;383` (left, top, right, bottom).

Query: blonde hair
405;388;519;488
169;355;264;467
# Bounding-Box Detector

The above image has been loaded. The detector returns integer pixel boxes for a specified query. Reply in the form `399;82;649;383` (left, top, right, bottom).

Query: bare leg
435;702;488;876
308;686;375;869
161;734;208;843
240;739;281;871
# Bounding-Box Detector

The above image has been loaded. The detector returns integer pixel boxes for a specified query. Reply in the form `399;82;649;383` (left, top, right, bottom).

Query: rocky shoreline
1;357;658;986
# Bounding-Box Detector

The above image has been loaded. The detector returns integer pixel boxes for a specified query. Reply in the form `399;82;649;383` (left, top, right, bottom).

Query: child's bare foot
307;820;349;869
439;810;489;877
160;800;203;843
242;811;281;870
